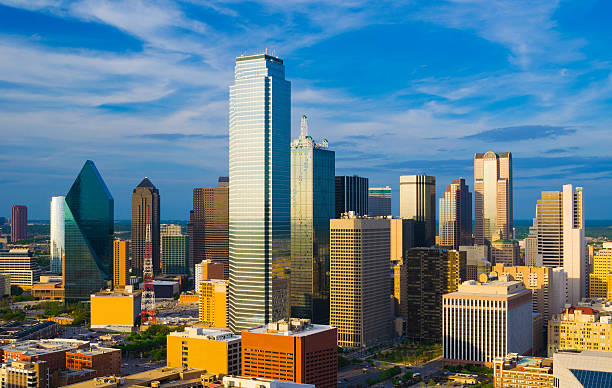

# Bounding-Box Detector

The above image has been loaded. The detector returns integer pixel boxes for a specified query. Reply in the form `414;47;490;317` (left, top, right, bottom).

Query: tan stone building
438;178;472;250
548;306;612;356
490;239;519;266
493;353;554;388
590;243;612;298
330;216;391;348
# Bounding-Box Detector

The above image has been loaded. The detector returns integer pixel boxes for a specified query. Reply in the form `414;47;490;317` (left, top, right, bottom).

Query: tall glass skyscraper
50;196;65;274
228;54;291;332
290;115;335;323
64;160;114;301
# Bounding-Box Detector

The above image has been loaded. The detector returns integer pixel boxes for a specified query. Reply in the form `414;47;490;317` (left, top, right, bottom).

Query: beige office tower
492;264;567;321
443;276;532;367
490;238;519;266
391;218;414;317
459;245;490;281
474;152;512;245
438;178;472;250
524;219;542;266
532;185;585;304
590;243;612;298
330;216;391;348
399;175;435;247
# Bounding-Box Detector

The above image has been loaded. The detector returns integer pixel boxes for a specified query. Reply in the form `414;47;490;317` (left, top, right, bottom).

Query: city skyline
2;1;612;221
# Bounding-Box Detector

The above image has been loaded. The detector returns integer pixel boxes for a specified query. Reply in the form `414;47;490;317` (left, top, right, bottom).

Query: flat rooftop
168;327;240;342
245;319;334;337
2;339;89;356
64;367;204;388
68;346;119;356
448;278;529;297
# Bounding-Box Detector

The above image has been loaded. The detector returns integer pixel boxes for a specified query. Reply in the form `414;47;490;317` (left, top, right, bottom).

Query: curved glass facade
228;54;291;332
64;160;114;301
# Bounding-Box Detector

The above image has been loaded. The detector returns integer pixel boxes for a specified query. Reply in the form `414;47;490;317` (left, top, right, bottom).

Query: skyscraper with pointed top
228;53;291;332
290;115;335;323
64;160;114;300
131;177;161;275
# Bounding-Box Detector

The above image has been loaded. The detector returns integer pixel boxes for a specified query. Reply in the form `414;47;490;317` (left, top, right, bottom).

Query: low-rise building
153;280;180;298
493;353;554;388
547;306;612;356
0;321;59;344
1;339;89;373
222;376;315;388
63;367;205;388
167;327;240;377
66;346;121;377
241;318;337;388
0;360;50;388
443;275;533;367
90;290;141;332
553;350;612;387
31;282;65;300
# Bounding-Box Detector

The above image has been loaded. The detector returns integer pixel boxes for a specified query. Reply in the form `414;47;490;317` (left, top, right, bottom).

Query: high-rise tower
131;178;160;274
64;160;114;300
439;178;472;250
474;152;513;245
400;174;436;247
368;186;392;217
290;115;335;323
335;176;368;218
228;53;291;332
50;196;65;274
10;205;27;242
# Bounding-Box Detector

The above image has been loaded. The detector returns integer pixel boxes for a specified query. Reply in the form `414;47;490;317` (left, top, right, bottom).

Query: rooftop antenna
300;115;308;137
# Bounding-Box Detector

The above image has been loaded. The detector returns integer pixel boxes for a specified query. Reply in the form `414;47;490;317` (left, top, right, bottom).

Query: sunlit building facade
290;115;334;323
63;160;113;301
590;243;612;298
228;54;291;332
438;178;472;250
400;174;435;247
131;178;160;275
50;196;65;274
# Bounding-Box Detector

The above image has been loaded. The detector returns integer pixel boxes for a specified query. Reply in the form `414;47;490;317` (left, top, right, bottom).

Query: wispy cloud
462;125;576;142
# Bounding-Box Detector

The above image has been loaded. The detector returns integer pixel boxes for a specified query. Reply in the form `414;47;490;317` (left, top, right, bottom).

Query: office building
228;54;291;333
492;264;567;321
553;350;612;387
242;319;336;388
490;238;520;266
90;290;142;332
161;234;189;275
222;376;314;388
368;186;391;217
195;259;224;294
10;205;27;242
330;216;391;348
199;279;228;328
459;245;490;280
547;306;612;356
335;175;368;218
438;179;472;250
64;160;113;301
391;218;414;316
443;276;533;366
532;185;585;304
113;240;129;289
0;248;41;287
290;115;335;323
400;248;464;342
190;177;230;278
50;196;64;274
399;174;435;247
590;243;612;298
167;327;240;376
1;339;89;372
474;152;513;245
65;346;121;377
160;224;182;237
131;177;160;275
493;354;554;388
0;360;50;388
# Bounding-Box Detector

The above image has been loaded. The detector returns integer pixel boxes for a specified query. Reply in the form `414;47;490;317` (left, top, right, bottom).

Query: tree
10;285;23;296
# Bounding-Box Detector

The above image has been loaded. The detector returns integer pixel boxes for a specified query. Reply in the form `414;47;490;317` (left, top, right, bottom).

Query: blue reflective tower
64;160;114;301
228;54;291;332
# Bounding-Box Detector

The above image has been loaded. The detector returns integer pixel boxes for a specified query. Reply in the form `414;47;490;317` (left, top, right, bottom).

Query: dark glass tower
131;178;160;275
335;175;368;218
64;160;114;301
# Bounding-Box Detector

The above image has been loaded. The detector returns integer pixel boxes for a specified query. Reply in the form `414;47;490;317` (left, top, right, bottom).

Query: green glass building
161;234;189;275
290;115;335;323
64;160;114;301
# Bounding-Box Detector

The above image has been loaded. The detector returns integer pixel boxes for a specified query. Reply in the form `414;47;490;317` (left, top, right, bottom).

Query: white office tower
228;54;291;333
532;184;585;305
50;196;65;274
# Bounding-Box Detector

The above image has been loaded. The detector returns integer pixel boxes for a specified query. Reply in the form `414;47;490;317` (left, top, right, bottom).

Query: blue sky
2;0;612;220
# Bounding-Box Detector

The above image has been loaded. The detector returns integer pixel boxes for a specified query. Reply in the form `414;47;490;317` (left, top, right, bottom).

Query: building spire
300;115;308;137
